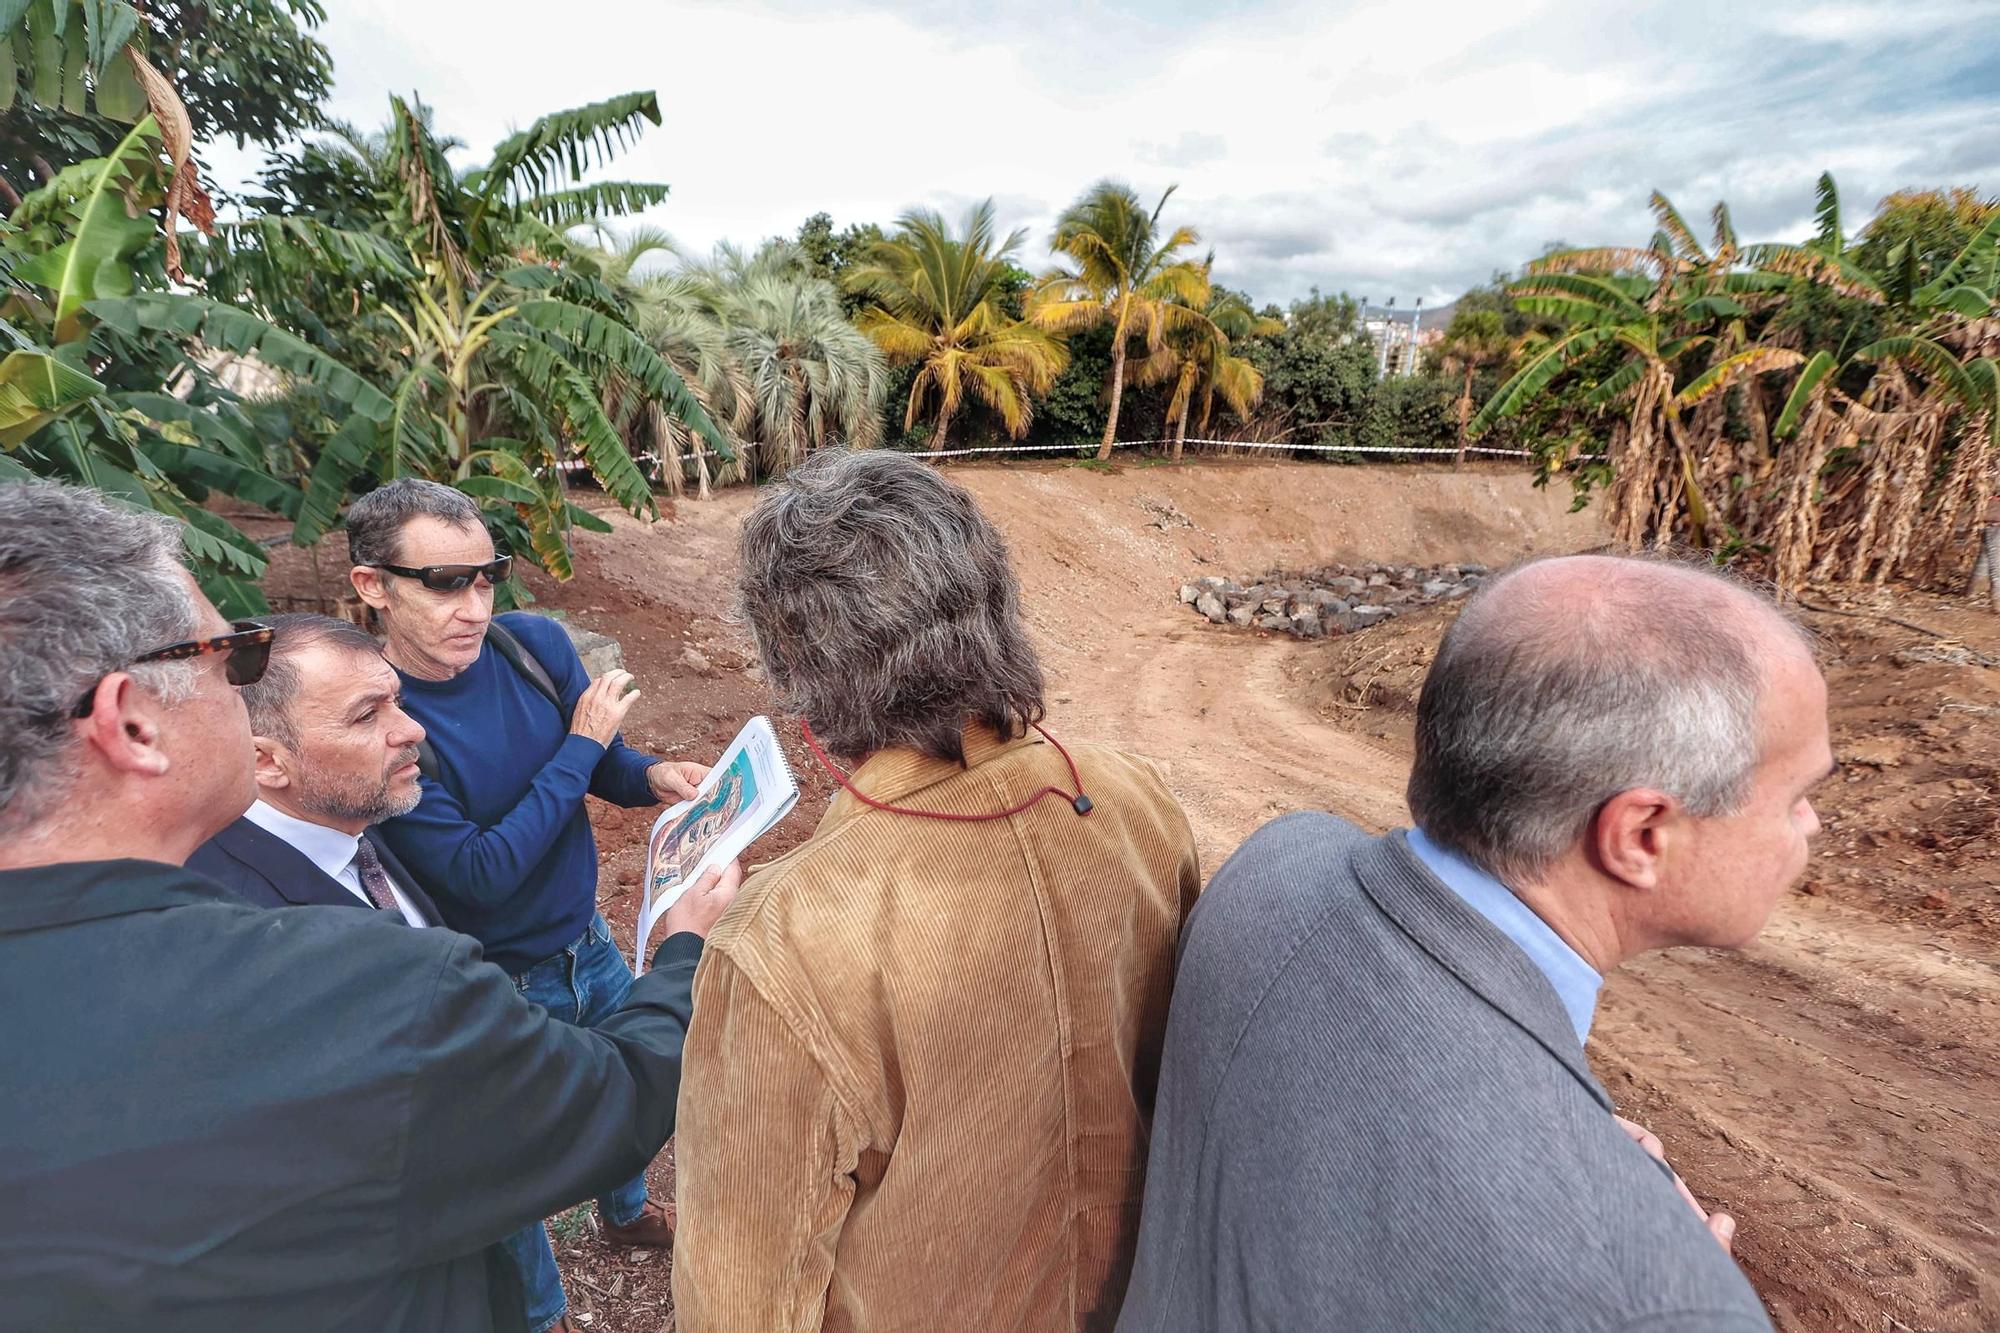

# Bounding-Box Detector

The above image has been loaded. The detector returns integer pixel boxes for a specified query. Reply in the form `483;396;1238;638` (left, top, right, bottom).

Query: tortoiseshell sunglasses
72;621;275;718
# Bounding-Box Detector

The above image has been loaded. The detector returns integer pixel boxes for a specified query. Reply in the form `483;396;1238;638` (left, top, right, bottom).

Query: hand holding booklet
635;715;799;971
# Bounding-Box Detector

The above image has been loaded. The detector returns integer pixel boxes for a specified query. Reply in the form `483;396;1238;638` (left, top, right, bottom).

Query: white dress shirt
242;799;430;927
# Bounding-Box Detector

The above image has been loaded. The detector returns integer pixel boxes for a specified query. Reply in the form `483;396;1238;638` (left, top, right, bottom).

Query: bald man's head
1407;554;1817;887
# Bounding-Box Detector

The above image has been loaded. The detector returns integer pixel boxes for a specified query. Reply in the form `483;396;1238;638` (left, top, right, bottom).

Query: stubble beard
297;748;424;827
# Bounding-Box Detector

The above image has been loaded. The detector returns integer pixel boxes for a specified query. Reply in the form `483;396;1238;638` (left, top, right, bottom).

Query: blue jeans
499;913;653;1333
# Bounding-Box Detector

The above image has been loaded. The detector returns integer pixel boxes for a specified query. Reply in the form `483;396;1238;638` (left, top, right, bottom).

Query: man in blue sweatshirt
349;478;708;1333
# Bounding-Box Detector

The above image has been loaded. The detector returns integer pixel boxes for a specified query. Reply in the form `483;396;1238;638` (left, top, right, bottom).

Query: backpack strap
413;618;574;783
485;619;569;721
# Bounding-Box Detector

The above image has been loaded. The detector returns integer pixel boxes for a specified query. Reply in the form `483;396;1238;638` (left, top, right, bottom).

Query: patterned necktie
349;839;399;913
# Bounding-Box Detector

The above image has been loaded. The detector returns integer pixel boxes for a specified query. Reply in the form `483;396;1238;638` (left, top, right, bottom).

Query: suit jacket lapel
1354;832;1612;1112
210;818;369;911
363;831;445;927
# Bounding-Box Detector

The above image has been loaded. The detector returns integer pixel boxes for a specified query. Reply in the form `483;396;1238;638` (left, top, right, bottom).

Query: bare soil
259;458;1999;1331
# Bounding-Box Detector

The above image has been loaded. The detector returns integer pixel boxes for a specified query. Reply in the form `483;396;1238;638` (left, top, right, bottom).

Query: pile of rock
1179;561;1490;639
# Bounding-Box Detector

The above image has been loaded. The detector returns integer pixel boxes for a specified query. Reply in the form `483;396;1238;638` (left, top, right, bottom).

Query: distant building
1358;300;1455;377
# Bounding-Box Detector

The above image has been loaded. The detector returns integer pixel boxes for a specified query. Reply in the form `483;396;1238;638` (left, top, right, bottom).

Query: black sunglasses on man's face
72;620;275;718
370;555;514;593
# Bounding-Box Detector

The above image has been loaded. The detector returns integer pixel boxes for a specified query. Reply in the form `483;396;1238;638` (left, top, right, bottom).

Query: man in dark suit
0;479;742;1333
190;613;444;926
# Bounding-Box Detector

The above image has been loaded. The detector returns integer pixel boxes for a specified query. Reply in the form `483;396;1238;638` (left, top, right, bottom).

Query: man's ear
350;565;391;612
252;734;294;793
1589;787;1678;891
78;673;173;779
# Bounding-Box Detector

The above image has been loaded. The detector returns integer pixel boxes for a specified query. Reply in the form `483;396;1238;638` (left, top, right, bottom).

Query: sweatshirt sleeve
380;735;608;911
514;613;660;810
396;929;704;1264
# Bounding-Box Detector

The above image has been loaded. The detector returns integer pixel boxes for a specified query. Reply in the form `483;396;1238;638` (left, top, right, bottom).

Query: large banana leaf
1649;192;1708;264
141;438;302;519
90;292;394;425
510;297;733;459
1914;211;2000;307
1468;327;1609;437
115;390;263;465
1853;335;1980;414
1677;294;1749;321
384;365;450;479
179;217;414;291
1926;285;1996;320
294;410;384;544
0;348;103;443
463;443;573;578
1584;357;1651;407
1674;347;1804;408
1508;271;1650;318
1772;350;1837;438
1811;172;1842;251
1740;244;1884;301
10;115;161;340
492;331;654;519
523;182;672;230
476;91;662;203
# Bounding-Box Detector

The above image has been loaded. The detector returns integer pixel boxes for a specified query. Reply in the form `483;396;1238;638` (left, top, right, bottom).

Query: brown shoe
553;1318;583;1333
600;1197;675;1249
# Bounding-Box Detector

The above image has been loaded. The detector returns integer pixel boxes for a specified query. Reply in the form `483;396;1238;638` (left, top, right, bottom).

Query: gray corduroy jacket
1115;813;1773;1333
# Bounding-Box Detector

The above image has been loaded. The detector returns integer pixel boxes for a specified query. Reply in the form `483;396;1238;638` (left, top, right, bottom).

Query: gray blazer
1115;813;1772;1333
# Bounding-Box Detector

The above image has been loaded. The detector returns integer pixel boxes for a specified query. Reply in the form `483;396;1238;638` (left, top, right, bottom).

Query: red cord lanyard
800;720;1095;821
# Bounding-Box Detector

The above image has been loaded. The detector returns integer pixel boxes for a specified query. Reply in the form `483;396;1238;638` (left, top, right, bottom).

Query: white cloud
207;0;2000;306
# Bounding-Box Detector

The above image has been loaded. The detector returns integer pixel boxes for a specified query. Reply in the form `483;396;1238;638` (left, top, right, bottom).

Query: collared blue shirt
1405;827;1602;1043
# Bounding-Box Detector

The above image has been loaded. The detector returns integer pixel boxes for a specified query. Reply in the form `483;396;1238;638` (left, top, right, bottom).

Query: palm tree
593;227;753;498
681;242;886;480
846;200;1068;449
1031;181;1209;460
1433;310;1516;463
1132;275;1280;460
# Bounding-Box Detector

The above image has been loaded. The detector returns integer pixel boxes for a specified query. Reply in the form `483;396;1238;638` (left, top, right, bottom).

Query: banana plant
2;115;287;613
1;0;149;123
168;89;734;577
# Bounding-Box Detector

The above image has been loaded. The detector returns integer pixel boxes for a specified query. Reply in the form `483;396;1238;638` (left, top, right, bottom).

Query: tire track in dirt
1065;616;1411;873
1595;927;2000;1332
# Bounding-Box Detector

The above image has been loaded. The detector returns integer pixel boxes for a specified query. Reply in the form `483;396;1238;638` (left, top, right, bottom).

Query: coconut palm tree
1132;276;1280;460
1031;181;1209;459
846;200;1068;449
1433;310;1516;462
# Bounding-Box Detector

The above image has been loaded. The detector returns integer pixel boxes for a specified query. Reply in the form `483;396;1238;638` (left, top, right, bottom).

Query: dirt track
267;458;1996;1331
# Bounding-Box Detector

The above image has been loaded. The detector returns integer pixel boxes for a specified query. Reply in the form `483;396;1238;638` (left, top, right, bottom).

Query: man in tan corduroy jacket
674;451;1201;1333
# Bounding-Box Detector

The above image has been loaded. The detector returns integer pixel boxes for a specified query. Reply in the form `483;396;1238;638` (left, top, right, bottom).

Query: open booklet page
634;714;800;971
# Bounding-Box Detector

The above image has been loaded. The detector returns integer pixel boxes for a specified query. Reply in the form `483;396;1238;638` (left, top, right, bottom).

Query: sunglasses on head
370;555;514;592
72;620;275;718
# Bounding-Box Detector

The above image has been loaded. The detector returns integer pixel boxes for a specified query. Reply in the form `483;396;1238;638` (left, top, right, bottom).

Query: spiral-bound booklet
634;715;799;971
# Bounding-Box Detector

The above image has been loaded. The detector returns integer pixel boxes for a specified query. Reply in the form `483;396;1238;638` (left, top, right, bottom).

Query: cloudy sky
211;0;2000;307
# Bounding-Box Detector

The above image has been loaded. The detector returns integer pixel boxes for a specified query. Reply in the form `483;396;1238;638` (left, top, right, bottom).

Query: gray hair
344;477;484;568
239;613;385;751
738;449;1045;762
1406;555;1810;884
0;481;199;834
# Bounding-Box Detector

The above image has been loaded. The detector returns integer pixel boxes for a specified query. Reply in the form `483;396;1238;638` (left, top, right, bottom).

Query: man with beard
190;614;443;926
0;479;739;1331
